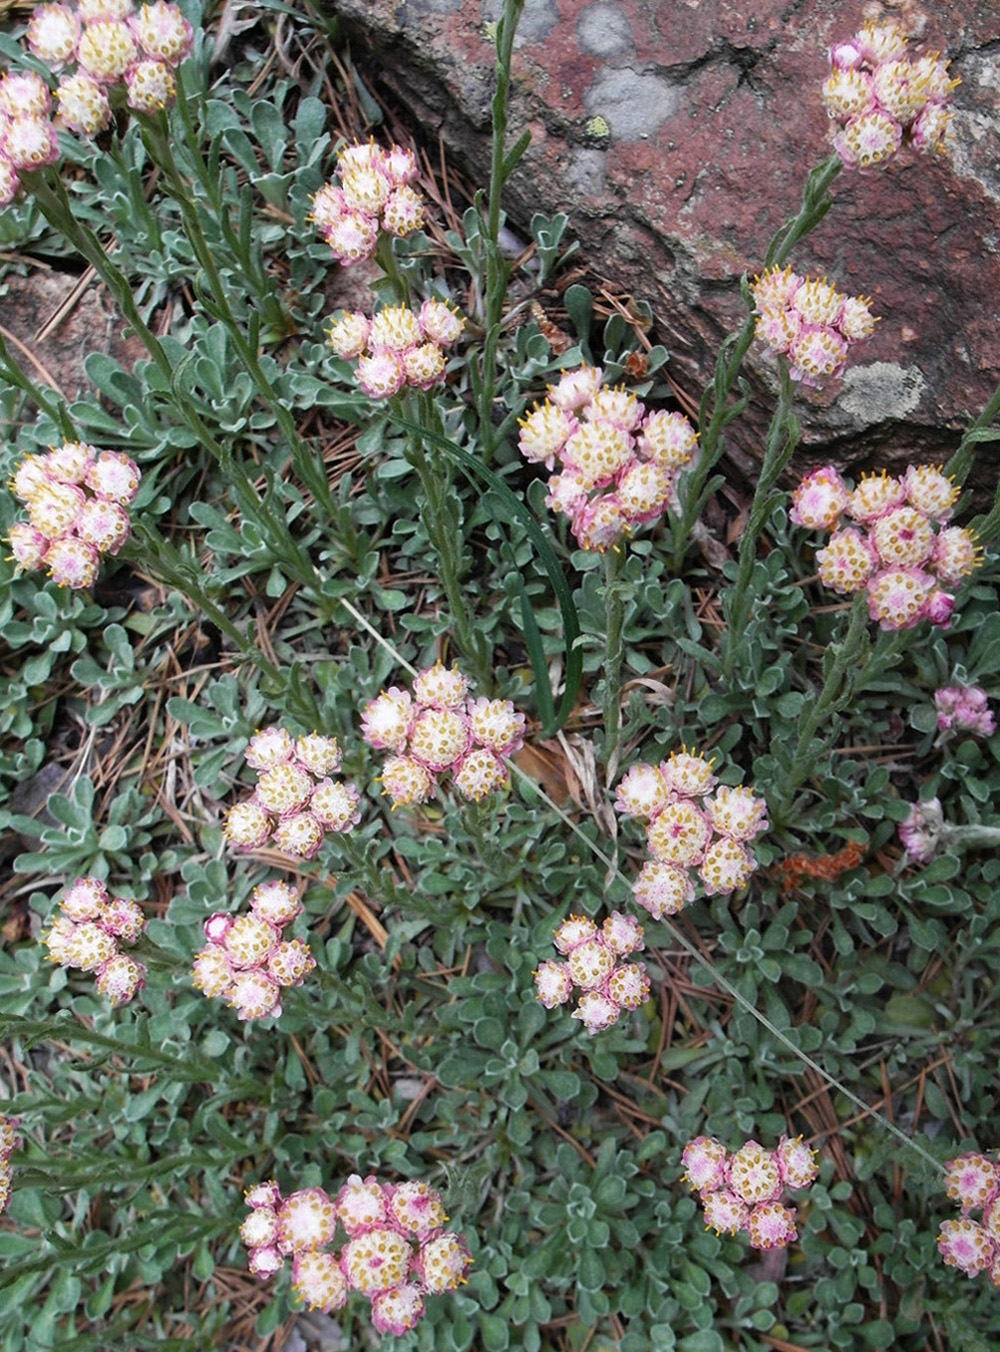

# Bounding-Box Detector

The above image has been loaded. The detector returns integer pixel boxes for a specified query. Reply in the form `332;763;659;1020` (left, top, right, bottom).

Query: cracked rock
327;0;1000;483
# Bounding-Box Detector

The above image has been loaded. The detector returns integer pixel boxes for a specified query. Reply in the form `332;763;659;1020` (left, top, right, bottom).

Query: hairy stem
130;521;322;724
721;360;799;681
478;0;525;465
405;398;492;683
0;328;76;440
598;544;628;783
671;153;843;570
141;101;338;518
770;592;870;820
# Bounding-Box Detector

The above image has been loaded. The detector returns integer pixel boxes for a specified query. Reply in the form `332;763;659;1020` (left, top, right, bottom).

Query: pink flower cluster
222;727;361;860
681;1135;819;1250
0;1;194;204
898;798;1000;865
934;685;995;739
898;797;943;865
361;662;525;807
8;440;140;588
937;1152;1000;1283
240;1174;473;1335
534;911;650;1034
749;266;877;386
43;875;147;1007
326;298;464;399
312;139;425;266
191;881;315;1022
823;19;958;170
0;1115;19;1217
791;463;979;631
517;364;698;551
616;749;768;918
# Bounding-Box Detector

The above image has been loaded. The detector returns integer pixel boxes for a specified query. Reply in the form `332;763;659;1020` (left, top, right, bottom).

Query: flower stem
337;832;404;911
129;520;323;725
139;99;338;519
598;544;628;783
458;797;510;880
770;592;870;821
29;171;177;390
670;153;843;571
720;359;799;681
477;0;525;466
0;328;76;440
374;232;410;306
764;153;843;269
31;167;338;596
404;393;493;683
948;374;1000;544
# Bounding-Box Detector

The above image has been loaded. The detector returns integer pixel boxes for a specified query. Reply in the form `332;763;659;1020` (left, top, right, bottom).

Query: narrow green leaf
516;574;554;730
501;128;532;179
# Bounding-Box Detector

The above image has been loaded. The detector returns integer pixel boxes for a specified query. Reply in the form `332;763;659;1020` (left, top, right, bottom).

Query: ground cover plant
1;0;1000;1348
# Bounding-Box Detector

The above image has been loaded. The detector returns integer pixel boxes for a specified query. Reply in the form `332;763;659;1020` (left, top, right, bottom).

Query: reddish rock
3;270;146;405
330;0;1000;479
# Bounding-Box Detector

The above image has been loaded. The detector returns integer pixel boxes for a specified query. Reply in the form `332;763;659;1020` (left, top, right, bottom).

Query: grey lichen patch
577;3;634;58
481;0;559;45
838;363;927;423
402;0;462;14
566;147;608;195
946;53;1000;203
583;67;682;141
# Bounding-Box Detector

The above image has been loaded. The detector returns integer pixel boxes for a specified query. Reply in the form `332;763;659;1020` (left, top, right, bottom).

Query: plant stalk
671;153;843;571
720;359;799;680
0;328;76;440
140;101;338;519
129;521;322;724
770;592;870;820
477;0;525;465
598;543;628;783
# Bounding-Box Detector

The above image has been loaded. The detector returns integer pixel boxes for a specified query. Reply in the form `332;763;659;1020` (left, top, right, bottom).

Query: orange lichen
772;840;866;893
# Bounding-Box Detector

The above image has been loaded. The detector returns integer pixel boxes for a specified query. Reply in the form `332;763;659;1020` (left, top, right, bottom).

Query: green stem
764;153;843;269
720;360;800;680
158;92;289;335
670;153;843;571
129;521;322;724
950;375;1000;545
599;544;628;783
478;0;525;465
458;799;508;878
405;393;492;683
669;312;755;572
0;1013;253;1087
141;103;337;519
0;329;76;440
19;1148;240;1192
33;167;334;590
860;625;909;688
0;1214;233;1286
28;169;245;472
107;139;165;254
487;1;523;248
336;831;404;911
374;232;410;306
29;171;176;387
771;592;870;821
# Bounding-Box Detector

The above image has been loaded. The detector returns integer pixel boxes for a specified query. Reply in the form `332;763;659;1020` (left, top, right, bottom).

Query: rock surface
329;0;1000;479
